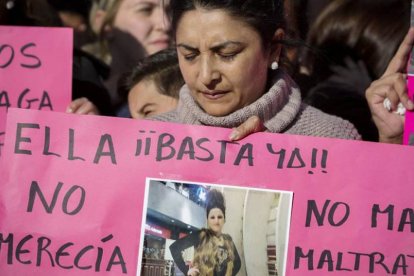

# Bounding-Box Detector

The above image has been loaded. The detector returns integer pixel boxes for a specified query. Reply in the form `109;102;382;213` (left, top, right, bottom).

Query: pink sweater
152;71;361;140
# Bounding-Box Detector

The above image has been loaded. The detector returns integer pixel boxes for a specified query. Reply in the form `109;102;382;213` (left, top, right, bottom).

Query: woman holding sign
170;189;241;276
152;0;361;140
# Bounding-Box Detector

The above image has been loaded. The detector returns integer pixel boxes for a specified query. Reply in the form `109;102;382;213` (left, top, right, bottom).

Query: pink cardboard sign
0;108;5;157
1;108;414;276
0;26;73;156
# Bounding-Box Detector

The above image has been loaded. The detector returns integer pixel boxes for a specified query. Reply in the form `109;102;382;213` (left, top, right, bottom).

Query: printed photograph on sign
138;179;293;276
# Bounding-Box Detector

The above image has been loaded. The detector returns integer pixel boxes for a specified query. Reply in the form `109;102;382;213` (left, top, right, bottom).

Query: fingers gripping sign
229;115;266;141
66;97;100;115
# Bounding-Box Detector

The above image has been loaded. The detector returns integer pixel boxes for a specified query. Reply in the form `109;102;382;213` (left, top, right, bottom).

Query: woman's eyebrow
210;41;244;51
126;1;155;9
131;1;155;6
177;44;198;51
177;41;244;52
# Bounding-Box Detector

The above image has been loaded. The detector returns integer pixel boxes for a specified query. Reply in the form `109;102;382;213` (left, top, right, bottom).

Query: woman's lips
150;39;169;46
201;91;229;100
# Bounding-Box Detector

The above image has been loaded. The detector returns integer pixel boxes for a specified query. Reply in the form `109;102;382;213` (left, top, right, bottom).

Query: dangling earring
270;61;279;70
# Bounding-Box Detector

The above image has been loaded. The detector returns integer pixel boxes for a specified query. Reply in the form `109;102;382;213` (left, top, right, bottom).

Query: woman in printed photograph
169;189;241;276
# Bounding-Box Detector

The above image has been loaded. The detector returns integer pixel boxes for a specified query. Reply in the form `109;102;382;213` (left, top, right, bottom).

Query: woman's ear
268;28;285;67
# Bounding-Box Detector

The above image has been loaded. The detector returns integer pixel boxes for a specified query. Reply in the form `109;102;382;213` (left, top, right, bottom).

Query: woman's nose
153;7;170;32
199;56;220;87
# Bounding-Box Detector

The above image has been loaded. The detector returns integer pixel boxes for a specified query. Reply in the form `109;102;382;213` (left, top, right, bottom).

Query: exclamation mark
308;148;318;174
321;149;328;173
135;130;147;156
308;148;328;174
145;137;151;155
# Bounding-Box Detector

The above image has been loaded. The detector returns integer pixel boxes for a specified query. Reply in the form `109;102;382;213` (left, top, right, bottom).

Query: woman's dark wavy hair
165;0;286;49
303;0;410;81
206;189;226;219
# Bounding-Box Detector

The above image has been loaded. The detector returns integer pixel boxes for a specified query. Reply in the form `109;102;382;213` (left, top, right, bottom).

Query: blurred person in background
300;0;410;141
366;27;414;145
123;48;183;119
47;0;96;48
82;0;171;114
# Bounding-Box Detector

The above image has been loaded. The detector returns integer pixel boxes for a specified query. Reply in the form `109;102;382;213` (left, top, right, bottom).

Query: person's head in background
47;0;95;48
87;0;171;109
2;0;95;47
286;0;331;43
0;0;62;26
100;0;170;59
282;0;331;76
166;0;286;117
83;0;116;64
89;0;115;35
126;48;183;119
302;0;410;83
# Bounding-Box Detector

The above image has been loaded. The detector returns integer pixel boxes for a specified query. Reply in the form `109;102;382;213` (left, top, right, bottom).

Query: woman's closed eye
217;52;238;61
182;51;200;61
178;45;200;62
212;42;244;62
142;109;155;117
135;4;155;16
183;53;198;61
138;104;156;118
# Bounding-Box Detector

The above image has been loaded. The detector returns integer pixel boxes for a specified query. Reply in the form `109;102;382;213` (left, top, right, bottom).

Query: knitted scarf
175;70;302;133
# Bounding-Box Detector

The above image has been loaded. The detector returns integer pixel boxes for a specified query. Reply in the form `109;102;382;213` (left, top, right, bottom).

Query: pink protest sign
1;108;414;276
0;26;73;155
0;26;72;112
0;26;73;157
0;108;6;157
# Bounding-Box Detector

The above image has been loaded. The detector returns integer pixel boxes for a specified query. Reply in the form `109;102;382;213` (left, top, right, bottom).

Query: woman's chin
200;105;236;117
209;228;222;235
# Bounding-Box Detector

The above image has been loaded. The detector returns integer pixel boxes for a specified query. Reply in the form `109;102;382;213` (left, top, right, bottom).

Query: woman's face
207;208;225;234
176;8;272;116
114;0;170;55
128;79;178;119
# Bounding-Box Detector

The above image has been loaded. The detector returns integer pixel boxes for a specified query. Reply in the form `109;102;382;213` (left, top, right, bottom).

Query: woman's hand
187;266;200;276
366;27;414;144
229;115;266;141
66;97;100;115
